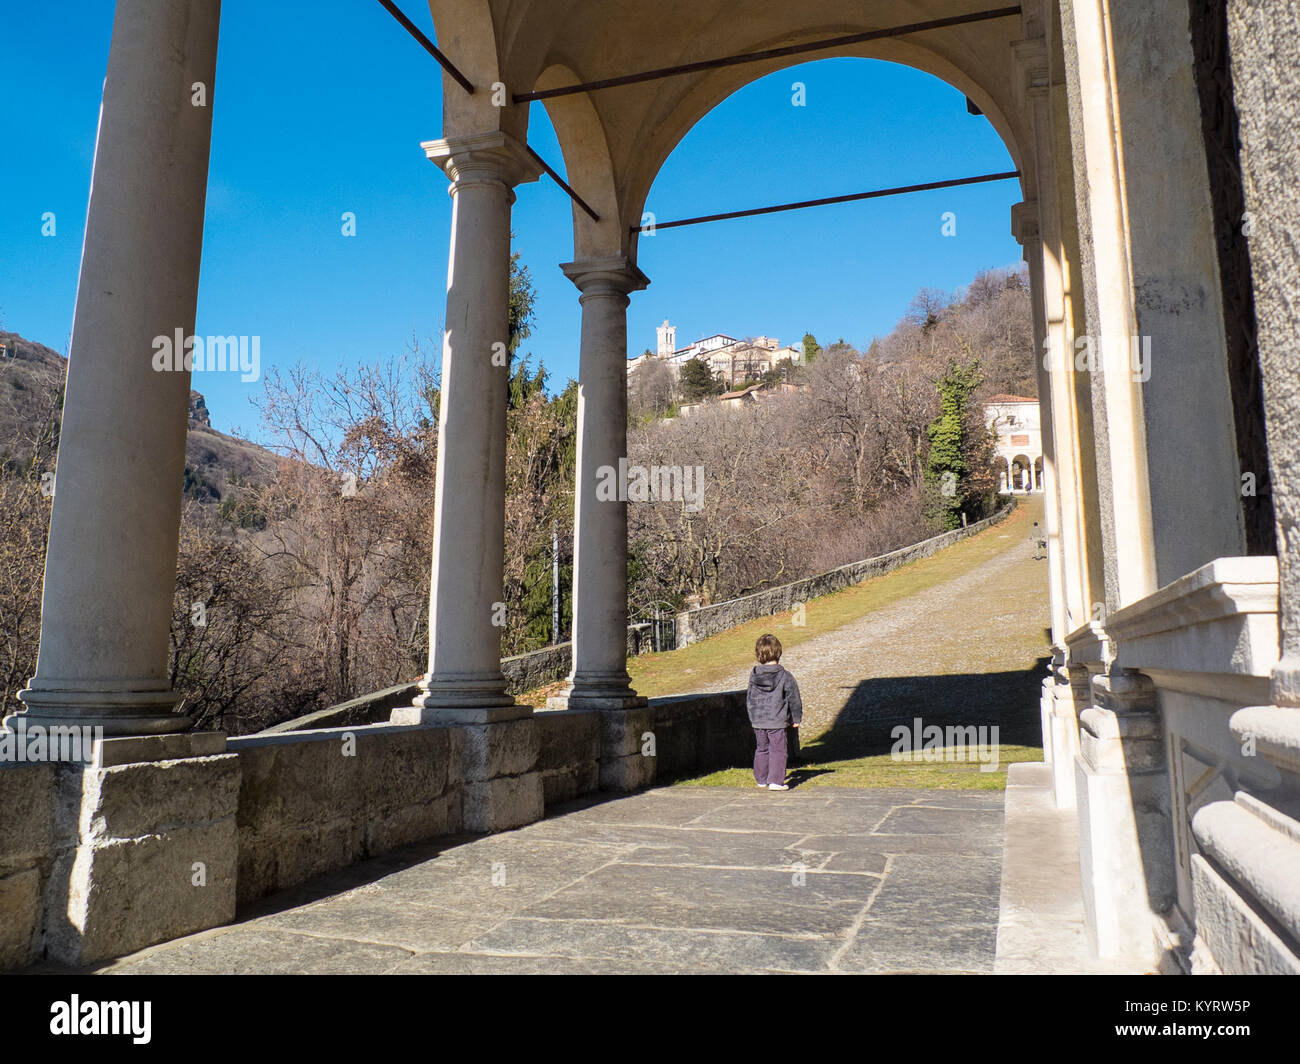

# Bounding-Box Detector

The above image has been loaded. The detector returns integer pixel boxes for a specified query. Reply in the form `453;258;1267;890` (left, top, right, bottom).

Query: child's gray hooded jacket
746;663;803;729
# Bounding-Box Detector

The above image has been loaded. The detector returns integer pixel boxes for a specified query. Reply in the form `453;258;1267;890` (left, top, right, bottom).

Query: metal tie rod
634;170;1022;234
515;6;1022;103
376;0;475;94
525;146;601;222
373;3;599;221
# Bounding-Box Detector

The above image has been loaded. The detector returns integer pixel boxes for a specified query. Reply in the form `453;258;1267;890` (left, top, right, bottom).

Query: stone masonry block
462;771;543;833
83;754;241;840
535;710;600;773
454;719;540;783
0;763;54;876
48;818;238;967
44;753;240;967
599;751;656;793
599;707;657;758
0;867;42;970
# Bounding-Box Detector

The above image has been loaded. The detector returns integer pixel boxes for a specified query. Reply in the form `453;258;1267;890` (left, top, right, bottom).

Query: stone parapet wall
649;691;751;780
0;688;754;970
0;763;55;970
228;724;459;905
673;502;1017;648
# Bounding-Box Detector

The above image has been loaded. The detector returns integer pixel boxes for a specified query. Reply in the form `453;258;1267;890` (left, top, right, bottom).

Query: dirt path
674;498;1051;747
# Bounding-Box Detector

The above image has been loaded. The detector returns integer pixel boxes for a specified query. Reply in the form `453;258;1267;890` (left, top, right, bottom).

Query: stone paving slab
96;785;1006;975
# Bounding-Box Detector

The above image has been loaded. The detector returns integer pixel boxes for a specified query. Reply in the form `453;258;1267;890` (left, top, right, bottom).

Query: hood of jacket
750;663;785;691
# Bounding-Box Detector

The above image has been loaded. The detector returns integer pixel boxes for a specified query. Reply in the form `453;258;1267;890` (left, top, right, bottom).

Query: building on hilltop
629;320;802;387
985;394;1042;493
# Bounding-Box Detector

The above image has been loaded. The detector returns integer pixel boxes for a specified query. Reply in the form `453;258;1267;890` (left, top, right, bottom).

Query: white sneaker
755;783;767;789
767;783;789;791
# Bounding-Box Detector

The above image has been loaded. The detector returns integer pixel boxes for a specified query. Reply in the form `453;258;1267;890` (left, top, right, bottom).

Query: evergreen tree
802;332;821;364
924;359;984;530
679;356;720;401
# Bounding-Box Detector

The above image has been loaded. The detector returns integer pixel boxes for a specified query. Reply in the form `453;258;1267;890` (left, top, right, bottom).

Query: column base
394;673;522;724
12;681;190;737
547;674;646;712
392;703;531;725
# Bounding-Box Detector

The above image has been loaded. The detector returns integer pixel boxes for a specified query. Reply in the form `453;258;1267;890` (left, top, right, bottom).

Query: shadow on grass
802;657;1050;763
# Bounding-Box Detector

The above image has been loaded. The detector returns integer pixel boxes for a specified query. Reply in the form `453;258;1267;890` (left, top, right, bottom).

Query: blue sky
1;1;1022;439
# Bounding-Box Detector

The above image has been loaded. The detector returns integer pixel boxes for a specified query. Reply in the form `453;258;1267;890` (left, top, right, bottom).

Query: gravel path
688;507;1051;747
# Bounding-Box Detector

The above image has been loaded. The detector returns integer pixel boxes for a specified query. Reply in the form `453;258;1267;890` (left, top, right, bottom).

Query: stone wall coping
1192;795;1300;945
1064;621;1109;665
1103;556;1279;678
228;720;447;750
1230;705;1300;776
1107;556;1279;640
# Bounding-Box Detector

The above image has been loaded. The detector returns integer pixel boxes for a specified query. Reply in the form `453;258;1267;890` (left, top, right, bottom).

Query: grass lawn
673;743;1045;791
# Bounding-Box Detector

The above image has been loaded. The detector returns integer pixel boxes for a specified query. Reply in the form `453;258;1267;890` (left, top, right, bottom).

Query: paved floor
99;785;1004;975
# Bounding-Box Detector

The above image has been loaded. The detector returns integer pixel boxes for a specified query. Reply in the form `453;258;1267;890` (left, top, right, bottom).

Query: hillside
0;330;279;501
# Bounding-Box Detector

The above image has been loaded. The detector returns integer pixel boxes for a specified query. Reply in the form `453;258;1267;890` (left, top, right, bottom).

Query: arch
1012;453;1031;492
617;36;1031;249
535;64;623;259
994;455;1011;494
426;0;520;139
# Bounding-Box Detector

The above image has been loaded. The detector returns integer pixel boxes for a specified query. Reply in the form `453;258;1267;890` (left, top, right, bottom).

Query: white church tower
656;319;677;357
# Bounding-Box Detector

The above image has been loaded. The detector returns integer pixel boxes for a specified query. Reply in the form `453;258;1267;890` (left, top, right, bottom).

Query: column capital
560;256;650;298
1011;199;1040;248
421;130;543;191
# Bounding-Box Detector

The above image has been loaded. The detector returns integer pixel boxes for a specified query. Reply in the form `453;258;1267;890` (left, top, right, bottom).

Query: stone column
1064;0;1245;607
398;131;541;725
1012;199;1068;645
1191;1;1300;975
13;0;221;737
548;258;649;714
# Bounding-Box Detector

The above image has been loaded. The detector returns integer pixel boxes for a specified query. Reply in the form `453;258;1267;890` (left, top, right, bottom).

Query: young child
746;634;803;790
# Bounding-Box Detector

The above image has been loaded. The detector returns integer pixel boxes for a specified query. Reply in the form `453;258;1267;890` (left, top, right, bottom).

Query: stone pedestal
44;751;240;967
1074;670;1172;960
452;718;543;832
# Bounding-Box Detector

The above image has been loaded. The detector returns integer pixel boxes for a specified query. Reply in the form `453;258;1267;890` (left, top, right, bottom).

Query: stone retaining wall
673;501;1017;648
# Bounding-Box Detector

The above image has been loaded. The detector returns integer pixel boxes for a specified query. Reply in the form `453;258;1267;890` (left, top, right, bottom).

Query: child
746;634;803;790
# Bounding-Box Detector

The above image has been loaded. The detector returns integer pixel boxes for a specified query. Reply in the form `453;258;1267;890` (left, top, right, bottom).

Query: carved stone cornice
1105;557;1279;677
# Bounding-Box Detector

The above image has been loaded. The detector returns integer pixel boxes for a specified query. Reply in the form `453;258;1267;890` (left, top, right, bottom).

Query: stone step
995;761;1151;974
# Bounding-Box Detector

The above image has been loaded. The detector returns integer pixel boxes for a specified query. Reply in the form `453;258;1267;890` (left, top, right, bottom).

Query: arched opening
1011;454;1031;492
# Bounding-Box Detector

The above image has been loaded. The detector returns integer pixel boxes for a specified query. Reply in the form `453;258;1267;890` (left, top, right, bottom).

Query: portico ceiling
426;1;1037;258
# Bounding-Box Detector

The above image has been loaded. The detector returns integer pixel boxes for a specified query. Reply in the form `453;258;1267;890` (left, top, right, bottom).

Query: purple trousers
753;727;788;786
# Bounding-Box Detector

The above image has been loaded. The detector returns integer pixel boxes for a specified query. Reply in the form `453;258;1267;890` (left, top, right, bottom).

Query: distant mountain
0;330;278;503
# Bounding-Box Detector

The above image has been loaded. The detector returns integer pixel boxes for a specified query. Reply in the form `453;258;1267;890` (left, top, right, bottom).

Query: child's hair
755;634;782;664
